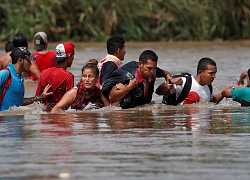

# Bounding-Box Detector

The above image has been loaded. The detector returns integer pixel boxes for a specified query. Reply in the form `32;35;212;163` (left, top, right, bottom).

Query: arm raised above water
23;84;53;106
236;71;247;86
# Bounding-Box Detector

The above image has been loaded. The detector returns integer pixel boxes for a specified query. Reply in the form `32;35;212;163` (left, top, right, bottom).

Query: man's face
21;58;32;72
199;65;217;85
138;60;157;79
117;46;126;61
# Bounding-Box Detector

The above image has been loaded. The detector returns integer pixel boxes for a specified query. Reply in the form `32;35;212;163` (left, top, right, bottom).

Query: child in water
51;61;110;113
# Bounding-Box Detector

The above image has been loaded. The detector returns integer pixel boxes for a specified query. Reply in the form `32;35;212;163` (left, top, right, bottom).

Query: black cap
10;47;37;64
33;32;47;51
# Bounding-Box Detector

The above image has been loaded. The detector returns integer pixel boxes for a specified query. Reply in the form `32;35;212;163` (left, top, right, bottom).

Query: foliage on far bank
0;0;250;42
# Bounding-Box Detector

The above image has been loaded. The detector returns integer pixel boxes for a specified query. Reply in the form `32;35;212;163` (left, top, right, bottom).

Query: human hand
83;102;96;110
170;77;183;85
128;78;138;89
39;84;53;99
236;78;244;86
165;82;173;91
115;83;126;90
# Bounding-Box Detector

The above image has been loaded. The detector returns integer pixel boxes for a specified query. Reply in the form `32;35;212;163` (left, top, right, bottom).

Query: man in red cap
35;42;75;112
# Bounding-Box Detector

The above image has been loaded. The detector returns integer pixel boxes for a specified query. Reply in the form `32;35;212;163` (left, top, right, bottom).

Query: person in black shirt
97;35;126;88
102;50;176;109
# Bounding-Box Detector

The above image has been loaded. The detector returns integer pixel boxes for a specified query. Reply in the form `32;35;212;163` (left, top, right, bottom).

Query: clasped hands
164;77;183;91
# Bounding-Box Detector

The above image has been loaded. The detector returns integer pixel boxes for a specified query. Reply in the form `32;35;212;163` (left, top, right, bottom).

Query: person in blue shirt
0;47;52;111
222;68;250;106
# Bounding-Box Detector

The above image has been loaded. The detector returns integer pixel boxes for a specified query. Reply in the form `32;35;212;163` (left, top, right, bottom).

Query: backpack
162;73;212;105
0;69;12;104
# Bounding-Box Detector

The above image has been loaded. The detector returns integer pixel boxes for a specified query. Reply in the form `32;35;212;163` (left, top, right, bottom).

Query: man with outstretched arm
101;49;181;108
0;47;52;111
221;68;250;106
156;57;223;105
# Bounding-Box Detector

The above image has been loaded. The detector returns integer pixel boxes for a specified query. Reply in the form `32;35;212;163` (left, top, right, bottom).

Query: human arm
155;77;183;95
101;93;111;107
109;79;138;106
162;69;172;81
211;86;241;103
155;82;173;95
155;67;172;80
155;67;183;95
0;69;9;86
23;84;53;106
29;61;41;80
51;88;77;113
236;71;247;85
211;91;224;104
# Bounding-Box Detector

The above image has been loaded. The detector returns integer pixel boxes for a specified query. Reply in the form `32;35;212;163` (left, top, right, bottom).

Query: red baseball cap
52;42;75;62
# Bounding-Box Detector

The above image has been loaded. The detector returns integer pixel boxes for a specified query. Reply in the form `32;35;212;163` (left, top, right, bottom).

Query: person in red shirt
51;62;110;113
35;42;75;112
29;32;57;81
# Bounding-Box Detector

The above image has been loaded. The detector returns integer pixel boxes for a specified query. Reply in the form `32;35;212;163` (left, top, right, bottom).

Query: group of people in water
0;32;250;113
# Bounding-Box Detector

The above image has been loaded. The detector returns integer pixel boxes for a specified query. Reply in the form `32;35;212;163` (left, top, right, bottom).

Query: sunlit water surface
0;41;250;179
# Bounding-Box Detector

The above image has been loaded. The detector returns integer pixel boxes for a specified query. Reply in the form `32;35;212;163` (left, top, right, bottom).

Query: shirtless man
0;33;40;78
0;33;28;70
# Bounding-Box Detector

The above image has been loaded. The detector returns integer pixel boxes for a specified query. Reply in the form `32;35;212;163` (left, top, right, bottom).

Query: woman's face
82;68;98;90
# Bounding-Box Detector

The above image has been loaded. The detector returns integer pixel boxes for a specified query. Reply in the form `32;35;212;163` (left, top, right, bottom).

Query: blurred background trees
0;0;250;42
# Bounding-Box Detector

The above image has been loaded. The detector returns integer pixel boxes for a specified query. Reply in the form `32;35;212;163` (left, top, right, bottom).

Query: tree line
0;0;250;42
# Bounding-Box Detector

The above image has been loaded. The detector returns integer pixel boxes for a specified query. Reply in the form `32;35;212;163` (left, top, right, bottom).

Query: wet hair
197;57;216;74
139;50;158;64
13;32;28;48
5;41;13;52
86;59;98;66
107;35;125;55
81;63;99;77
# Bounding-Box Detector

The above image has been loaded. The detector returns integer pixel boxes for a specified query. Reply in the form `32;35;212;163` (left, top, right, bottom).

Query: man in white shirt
156;57;223;105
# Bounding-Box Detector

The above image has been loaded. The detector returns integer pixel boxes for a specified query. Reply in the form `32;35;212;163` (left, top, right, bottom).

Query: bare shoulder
0;52;11;69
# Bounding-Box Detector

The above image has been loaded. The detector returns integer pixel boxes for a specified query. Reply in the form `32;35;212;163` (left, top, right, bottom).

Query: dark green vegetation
0;0;250;42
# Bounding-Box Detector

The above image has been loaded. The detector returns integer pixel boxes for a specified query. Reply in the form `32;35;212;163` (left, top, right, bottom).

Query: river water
0;41;250;179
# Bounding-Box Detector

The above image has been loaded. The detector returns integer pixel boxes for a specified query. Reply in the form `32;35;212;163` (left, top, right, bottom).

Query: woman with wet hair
51;62;110;113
